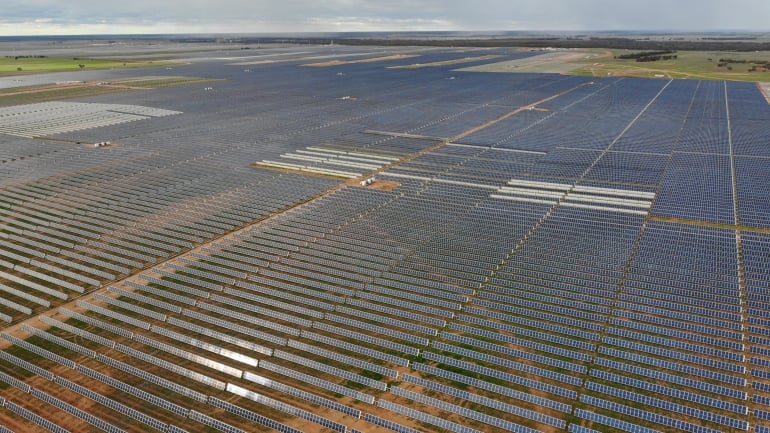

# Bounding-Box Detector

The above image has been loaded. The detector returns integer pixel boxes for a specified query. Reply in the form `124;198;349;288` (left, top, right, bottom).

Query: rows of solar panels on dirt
0;178;566;433
0;45;770;433
0;102;181;138
0;163;336;323
261;146;399;178
0;152;756;433
0;148;762;433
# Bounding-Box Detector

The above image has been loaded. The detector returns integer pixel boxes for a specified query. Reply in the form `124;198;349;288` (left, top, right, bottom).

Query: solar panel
402;374;565;428
377;399;483;433
52;376;163;429
274;349;388;391
241;371;361;418
259;360;375;404
4;400;72;433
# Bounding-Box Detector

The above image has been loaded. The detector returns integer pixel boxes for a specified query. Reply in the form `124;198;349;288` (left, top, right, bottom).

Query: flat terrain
463;48;770;82
0;77;224;106
0;39;768;433
572;49;770;81
459;50;605;74
0;56;172;75
303;54;418;67
387;54;502;69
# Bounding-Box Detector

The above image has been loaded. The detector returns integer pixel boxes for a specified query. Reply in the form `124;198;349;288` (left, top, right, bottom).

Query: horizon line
1;30;770;39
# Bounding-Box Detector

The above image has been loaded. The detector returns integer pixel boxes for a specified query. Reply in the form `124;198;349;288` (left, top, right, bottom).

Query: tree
79;64;85;70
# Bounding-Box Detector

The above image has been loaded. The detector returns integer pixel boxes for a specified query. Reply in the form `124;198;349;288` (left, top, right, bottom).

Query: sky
1;0;768;36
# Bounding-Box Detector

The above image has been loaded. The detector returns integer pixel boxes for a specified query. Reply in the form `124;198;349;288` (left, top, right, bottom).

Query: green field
570;49;770;82
0;56;173;75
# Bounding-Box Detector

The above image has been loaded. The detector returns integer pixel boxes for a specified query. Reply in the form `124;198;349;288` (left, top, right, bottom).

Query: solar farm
0;40;769;433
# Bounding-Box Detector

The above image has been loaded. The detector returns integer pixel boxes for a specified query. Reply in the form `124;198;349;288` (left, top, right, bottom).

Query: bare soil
759;82;770;104
346;178;400;191
303;54;418;67
387;55;503;69
460;50;598;74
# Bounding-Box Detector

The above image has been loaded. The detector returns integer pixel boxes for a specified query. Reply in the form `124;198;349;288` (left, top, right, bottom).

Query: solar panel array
0;149;337;323
0;102;181;138
0;43;768;433
261;145;399;178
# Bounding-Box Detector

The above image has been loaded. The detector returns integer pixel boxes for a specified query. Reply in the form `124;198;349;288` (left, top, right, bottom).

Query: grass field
0;56;174;75
570;49;770;81
463;48;770;82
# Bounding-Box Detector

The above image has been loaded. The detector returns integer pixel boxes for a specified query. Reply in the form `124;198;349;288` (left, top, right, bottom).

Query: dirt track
303;54;417;67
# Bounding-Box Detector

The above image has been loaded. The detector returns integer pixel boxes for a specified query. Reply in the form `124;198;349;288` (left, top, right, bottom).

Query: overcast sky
1;0;768;35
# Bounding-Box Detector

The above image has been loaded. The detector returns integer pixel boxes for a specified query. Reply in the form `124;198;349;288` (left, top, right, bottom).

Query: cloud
1;0;768;35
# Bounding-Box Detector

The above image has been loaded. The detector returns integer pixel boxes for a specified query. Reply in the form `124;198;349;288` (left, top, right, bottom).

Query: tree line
176;35;770;53
5;55;48;59
332;38;770;52
717;58;770;72
615;50;678;62
719;58;769;65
